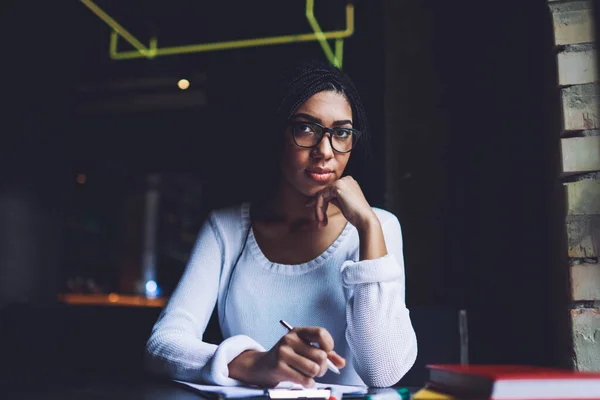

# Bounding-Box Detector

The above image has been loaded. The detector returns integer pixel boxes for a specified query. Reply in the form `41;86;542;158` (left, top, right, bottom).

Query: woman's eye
298;124;314;134
334;129;351;138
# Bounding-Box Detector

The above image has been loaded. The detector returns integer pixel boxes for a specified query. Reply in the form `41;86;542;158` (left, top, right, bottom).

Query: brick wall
549;0;600;371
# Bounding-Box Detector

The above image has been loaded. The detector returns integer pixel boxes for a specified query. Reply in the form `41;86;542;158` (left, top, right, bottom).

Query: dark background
0;0;578;384
2;0;387;295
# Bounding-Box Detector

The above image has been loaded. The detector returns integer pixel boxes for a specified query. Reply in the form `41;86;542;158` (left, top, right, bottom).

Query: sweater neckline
241;202;352;275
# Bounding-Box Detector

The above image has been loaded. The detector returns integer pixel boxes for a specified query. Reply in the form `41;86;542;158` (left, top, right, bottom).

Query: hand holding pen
228;322;346;388
280;320;341;375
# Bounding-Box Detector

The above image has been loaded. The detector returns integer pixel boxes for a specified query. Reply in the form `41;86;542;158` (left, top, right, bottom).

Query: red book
426;364;600;400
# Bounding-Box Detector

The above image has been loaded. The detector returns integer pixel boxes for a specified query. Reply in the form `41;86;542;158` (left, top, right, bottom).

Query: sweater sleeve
341;215;418;387
145;214;265;385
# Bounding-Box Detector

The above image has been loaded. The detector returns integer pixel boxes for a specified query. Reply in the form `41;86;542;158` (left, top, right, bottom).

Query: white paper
267;387;331;399
174;381;264;398
174;380;367;398
276;382;367;395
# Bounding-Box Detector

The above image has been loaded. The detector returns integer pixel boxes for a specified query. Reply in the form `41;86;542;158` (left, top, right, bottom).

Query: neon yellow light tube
80;0;354;65
335;39;344;69
80;0;151;56
306;0;336;66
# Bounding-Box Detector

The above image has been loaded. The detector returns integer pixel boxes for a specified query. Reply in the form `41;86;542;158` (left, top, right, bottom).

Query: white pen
279;319;341;375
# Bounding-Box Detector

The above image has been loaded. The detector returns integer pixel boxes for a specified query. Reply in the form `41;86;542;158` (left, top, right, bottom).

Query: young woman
145;61;417;388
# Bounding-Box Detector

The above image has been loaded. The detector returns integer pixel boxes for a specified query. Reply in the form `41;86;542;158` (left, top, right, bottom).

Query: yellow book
412;388;457;400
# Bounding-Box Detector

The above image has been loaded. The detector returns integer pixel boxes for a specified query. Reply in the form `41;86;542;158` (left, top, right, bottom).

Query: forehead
295;91;352;121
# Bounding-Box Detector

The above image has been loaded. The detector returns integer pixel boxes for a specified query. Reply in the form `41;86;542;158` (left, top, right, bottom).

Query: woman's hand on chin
306;176;378;232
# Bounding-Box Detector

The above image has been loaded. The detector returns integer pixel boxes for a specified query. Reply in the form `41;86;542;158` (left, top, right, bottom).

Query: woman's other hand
308;176;378;232
228;327;345;387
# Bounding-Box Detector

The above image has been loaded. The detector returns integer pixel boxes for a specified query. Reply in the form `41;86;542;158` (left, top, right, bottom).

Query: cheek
281;141;310;167
280;140;308;176
336;154;351;174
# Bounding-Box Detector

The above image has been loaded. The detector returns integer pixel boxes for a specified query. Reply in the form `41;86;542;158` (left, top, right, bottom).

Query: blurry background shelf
58;293;166;307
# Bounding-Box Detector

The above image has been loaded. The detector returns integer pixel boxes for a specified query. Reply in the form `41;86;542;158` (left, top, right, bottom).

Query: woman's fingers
294;327;335;352
277;361;316;388
288;341;347;377
326;350;346;369
314;187;340;227
279;346;321;380
291;341;329;377
315;193;325;226
272;328;344;385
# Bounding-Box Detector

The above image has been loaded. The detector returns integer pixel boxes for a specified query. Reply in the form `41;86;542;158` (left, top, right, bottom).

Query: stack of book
412;364;600;399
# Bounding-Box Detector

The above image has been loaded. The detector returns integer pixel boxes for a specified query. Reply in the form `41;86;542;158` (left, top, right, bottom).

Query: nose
311;133;334;160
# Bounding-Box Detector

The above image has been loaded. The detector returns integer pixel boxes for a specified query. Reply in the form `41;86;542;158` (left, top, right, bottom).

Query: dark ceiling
2;0;386;207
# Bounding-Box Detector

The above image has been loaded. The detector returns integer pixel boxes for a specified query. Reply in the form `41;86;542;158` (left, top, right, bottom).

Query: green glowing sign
80;0;354;68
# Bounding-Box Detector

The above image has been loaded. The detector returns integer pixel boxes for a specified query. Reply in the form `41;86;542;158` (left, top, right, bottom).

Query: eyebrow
292;113;353;126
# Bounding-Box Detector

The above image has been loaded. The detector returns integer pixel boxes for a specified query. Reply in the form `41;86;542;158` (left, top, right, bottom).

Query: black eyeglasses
288;121;361;153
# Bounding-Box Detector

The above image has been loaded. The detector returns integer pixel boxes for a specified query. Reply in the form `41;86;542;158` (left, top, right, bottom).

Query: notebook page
174;380;367;398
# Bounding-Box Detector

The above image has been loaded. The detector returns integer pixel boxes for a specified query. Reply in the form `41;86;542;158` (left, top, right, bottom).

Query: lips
307;167;333;174
306;167;333;183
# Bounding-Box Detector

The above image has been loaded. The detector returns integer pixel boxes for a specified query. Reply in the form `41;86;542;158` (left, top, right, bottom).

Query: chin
302;188;322;197
283;171;331;197
297;182;328;197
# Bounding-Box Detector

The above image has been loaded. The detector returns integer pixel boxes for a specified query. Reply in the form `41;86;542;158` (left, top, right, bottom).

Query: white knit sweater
145;203;417;387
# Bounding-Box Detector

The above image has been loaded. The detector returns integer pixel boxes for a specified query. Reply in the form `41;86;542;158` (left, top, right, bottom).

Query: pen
279;319;340;375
